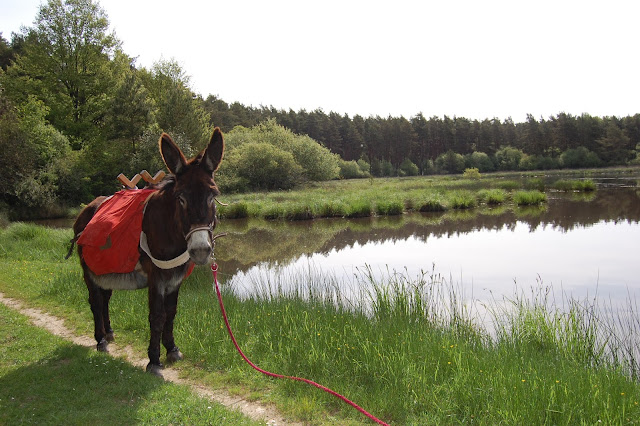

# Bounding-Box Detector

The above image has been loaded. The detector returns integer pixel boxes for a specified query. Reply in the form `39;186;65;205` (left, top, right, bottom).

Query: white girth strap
139;231;190;269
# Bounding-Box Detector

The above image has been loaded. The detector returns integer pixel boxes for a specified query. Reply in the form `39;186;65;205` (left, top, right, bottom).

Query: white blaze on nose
187;229;212;263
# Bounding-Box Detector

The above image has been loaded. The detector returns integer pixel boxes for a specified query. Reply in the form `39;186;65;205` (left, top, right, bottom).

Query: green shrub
560;147;602;169
339;159;368;179
435;150;465;174
371;159;395;177
465;151;495;172
221;142;303;191
462;167;481;179
219;120;340;191
398;159;419;177
495;146;524;171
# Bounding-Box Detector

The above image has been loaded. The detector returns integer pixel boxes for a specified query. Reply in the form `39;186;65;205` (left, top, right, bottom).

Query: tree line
204;98;640;175
1;0;639;219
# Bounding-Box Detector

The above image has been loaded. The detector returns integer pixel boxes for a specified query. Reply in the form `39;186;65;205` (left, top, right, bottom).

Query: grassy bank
1;223;639;424
216;172;599;221
0;299;257;425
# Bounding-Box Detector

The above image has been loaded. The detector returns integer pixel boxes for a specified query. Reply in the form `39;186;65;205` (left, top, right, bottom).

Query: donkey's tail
65;233;81;259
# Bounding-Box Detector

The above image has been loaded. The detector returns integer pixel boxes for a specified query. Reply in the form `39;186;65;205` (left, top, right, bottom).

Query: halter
140;223;214;270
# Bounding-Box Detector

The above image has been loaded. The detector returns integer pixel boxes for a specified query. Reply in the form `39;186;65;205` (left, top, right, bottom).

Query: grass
477;188;507;205
553;179;597;192
214;171;604;222
0;302;256;425
1;222;640;424
513;190;547;206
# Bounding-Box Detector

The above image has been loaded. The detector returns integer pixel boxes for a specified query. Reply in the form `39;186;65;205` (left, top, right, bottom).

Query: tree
0;33;16;70
0;93;72;214
105;59;153;153
495;146;524;171
145;59;211;151
4;0;119;145
597;121;632;165
435;150;465;174
465;151;495;172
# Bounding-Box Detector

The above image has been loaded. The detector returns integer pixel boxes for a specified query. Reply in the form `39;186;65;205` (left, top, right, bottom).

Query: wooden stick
117;173;142;189
140;170;166;185
117;170;166;189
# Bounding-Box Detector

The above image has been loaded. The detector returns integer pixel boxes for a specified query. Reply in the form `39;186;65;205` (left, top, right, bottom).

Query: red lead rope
211;263;389;426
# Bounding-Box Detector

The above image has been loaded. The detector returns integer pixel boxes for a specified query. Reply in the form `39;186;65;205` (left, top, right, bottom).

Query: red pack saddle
77;189;156;275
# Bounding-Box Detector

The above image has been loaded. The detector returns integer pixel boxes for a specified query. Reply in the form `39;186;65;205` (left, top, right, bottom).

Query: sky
1;0;639;123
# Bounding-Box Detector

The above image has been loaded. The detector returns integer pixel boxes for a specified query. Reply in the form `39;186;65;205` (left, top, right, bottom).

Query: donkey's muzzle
187;229;213;265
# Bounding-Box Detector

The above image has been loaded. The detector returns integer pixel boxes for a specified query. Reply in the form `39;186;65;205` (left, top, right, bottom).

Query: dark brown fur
70;129;224;377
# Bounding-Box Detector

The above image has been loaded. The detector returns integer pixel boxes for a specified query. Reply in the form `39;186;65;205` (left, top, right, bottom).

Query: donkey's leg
101;288;115;342
146;287;166;377
162;287;184;364
84;270;109;352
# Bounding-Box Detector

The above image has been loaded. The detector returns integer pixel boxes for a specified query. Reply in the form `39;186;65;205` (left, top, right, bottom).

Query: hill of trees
1;0;639;219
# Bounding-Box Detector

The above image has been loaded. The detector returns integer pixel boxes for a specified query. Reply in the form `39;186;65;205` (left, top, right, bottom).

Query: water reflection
215;187;640;303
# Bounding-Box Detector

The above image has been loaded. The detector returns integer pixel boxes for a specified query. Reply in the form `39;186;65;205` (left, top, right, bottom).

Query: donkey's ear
202;127;224;174
159;133;187;175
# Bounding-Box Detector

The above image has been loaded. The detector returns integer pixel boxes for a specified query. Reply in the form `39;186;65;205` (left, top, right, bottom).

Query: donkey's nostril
189;246;212;265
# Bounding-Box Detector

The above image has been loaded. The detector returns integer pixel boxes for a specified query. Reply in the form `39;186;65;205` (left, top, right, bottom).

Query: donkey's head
159;128;224;265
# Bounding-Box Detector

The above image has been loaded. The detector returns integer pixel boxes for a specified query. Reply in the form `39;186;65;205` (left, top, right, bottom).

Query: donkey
70;128;224;377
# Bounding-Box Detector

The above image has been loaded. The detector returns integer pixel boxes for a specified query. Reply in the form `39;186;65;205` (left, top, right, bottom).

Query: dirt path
0;292;298;426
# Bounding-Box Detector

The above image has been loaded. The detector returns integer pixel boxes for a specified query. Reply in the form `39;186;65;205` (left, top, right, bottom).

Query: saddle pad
78;189;156;275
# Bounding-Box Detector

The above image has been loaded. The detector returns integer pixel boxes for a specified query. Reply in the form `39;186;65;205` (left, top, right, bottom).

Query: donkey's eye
178;194;187;208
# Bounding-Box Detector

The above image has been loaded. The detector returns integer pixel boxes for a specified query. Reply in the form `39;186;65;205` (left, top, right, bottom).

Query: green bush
398;159;419;177
435;150;465;174
462;167;481;179
371;159;395;177
219;120;340;191
339;159;368;179
560;147;602;169
221;142;303;191
465;151;495;172
495;146;524;171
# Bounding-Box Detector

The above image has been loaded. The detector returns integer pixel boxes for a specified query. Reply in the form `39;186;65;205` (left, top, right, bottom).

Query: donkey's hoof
146;362;164;378
105;330;115;342
97;338;109;352
166;347;184;364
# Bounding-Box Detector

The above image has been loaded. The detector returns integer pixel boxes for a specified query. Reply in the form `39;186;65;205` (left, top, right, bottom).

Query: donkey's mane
152;174;176;192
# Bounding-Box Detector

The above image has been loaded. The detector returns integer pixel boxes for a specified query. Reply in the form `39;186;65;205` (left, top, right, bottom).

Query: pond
214;182;640;310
